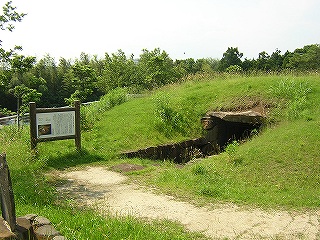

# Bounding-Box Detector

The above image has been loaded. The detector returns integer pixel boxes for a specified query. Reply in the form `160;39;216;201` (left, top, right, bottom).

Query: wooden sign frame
29;101;81;151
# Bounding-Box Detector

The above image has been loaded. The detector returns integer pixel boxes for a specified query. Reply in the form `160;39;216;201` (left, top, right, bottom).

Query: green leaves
0;1;26;32
0;1;26;63
219;47;243;71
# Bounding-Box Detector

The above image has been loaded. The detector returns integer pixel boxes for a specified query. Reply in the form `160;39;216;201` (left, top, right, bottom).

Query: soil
56;165;320;240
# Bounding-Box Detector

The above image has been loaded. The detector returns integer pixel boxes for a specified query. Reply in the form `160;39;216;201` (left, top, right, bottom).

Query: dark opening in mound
201;110;265;152
123;111;265;163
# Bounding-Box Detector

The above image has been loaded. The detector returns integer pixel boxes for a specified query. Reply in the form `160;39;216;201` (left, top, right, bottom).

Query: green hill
1;73;319;239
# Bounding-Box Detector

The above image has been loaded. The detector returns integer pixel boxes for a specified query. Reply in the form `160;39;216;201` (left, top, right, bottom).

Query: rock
202;111;266;150
16;217;33;240
0;217;16;239
52;236;66;240
204;110;265;124
34;225;60;240
22;214;38;221
33;216;51;226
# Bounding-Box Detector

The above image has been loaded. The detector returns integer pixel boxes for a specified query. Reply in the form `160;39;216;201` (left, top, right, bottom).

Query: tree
0;1;26;32
242;58;254;72
0;1;26;63
0;1;28;116
283;44;320;70
255;51;270;71
9;55;43;127
269;49;284;71
65;63;98;104
33;54;67;107
218;47;243;71
138;48;180;89
98;49;139;93
175;58;197;75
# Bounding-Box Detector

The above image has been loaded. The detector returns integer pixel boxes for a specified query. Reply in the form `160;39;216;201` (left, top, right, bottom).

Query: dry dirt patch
57;166;320;240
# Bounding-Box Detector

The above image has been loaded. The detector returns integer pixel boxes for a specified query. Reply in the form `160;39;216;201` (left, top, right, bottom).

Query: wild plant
225;140;242;165
269;79;312;120
153;93;190;137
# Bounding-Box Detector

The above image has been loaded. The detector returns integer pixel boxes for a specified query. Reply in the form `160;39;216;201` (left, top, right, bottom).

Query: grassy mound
1;73;319;239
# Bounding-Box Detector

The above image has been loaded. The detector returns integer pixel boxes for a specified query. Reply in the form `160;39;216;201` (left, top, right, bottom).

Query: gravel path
57;166;320;239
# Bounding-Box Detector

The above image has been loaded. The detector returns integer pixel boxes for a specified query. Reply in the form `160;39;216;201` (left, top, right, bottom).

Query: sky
1;0;320;61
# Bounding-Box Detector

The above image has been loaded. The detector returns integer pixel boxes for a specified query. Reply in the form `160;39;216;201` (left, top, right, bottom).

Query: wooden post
0;153;16;232
29;102;37;150
74;100;81;151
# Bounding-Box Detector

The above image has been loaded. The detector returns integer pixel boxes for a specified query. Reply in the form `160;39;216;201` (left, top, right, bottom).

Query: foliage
218;47;243;71
0;107;13;116
0;1;26;32
153;92;191;137
269;79;312;120
224;140;242;165
65;63;99;104
283;44;320;70
138;48;182;89
0;1;25;63
226;64;242;73
97;50;139;94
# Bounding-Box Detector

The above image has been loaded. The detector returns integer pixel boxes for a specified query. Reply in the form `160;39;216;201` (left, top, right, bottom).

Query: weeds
269;79;312;120
225;140;242;165
192;164;208;175
153;93;191;137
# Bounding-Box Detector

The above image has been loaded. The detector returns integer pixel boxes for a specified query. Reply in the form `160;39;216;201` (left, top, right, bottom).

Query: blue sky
1;0;320;61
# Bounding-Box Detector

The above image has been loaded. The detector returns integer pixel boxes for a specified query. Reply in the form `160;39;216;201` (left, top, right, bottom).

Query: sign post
29;101;81;151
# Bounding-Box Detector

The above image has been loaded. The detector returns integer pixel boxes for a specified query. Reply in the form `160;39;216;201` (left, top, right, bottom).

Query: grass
1;72;320;238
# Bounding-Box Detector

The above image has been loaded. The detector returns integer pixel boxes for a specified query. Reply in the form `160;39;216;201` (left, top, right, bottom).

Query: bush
153;93;190;137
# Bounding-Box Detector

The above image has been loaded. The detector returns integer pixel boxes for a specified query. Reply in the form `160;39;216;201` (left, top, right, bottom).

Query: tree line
1;1;320;116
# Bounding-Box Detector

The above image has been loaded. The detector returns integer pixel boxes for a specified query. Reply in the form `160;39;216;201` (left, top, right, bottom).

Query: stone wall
0;214;65;240
123;137;216;163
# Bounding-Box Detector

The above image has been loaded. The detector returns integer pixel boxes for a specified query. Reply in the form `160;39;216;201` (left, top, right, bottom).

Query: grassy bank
1;73;319;238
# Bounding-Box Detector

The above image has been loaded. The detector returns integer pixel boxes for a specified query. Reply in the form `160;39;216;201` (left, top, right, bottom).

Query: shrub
153;93;190;137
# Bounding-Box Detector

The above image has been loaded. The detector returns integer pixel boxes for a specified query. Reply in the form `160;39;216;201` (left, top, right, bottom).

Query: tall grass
269;79;312;120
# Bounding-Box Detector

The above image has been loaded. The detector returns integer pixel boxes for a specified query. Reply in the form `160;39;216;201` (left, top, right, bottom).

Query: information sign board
29;101;81;150
36;111;75;139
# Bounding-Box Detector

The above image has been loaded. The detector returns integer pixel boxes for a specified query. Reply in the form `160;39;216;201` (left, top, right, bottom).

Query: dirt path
57;166;320;240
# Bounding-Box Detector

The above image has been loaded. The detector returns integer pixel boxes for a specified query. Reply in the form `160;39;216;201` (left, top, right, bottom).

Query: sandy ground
57;166;320;240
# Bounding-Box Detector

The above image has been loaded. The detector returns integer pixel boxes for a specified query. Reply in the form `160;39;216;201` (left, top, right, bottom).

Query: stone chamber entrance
123;110;265;163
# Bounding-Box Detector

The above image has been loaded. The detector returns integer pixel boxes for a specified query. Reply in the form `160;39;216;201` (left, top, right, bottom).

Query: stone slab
204;110;265;124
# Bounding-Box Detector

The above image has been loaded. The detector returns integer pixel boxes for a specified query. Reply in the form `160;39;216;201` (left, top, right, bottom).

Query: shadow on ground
46;149;105;169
